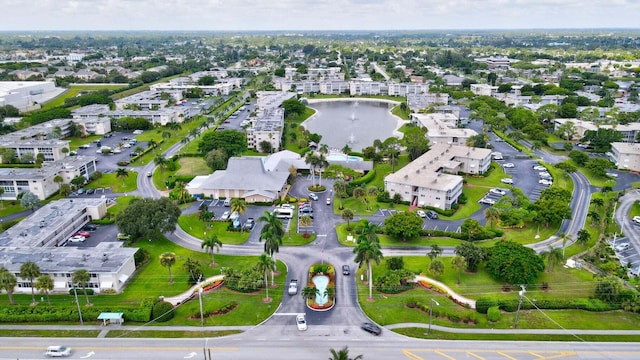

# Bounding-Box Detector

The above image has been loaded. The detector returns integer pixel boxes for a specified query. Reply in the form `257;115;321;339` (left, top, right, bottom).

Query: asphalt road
614;190;640;274
2;337;639;360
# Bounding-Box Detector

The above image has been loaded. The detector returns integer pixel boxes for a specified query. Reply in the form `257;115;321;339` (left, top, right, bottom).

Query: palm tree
333;179;347;209
256;253;275;302
159;252;176;284
353;237;383;300
201;234;222;267
329;346;363;360
359;219;379;244
366;186;378;211
115;168;129;187
162;130;172;142
154;154;168;177
305;153;318;185
451;256;467;284
147;139;157;150
301;286;319;300
53;175;64;193
590;198;604;210
484;207;500;228
543;246;564;273
182;257;203;284
299;215;313;234
174;181;191;203
34;274;54;305
19;261;41;304
72;269;91;305
258;211;285;284
230;198;247;223
0;267;17;305
353;186;366;205
577;229;591;247
559;232;572;258
316;153;329;187
587;210;600;226
342;209;355;231
428;245;442;261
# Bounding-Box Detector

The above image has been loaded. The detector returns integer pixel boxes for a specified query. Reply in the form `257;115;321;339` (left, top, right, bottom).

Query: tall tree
159;252;176;284
329;346;363;360
342;209;355;231
20;192;40;212
333;179;347;209
72;269;91;305
577;229;591;247
485;241;544;285
484;206;500;228
428;245;442;261
230;198;247;221
0;266;17;305
154;154;168;177
256;253;275;302
353;237;383;300
201;234;222;267
53;175;64;193
19;261;41;304
455;242;484;272
116;197;182;239
451;256;467;284
115;168;129;187
34;274;54;305
258;210;285;284
542;246;564;273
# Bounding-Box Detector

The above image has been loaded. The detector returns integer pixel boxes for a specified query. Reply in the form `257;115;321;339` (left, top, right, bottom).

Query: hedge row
167;175;196;188
406;298;479;324
475;296;618;314
419;228;503;241
0;305;152;323
0;163;40;168
349;169;376;187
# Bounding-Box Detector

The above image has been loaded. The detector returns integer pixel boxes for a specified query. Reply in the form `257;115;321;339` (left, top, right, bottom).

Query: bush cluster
223;267;263;293
166;175;195;188
0;304;151;323
348;169;376;187
419;228;502;241
152;301;175;322
405;299;478;324
375;269;415;294
475;296;618;313
487;306;501;322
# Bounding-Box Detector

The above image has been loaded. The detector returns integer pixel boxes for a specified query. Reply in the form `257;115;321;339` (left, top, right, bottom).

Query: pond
304;100;403;151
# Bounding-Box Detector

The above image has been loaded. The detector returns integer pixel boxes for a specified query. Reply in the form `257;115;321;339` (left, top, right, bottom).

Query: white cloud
1;0;639;30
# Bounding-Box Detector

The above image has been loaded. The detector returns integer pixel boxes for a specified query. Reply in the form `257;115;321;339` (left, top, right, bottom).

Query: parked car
616;243;630;251
279;204;294;210
116;233;130;240
298;202;311;208
342;265;350;275
539;179;553;186
296;314;307;331
82;224;97;231
502;163;515;168
426;210;439;220
220;211;231;220
86;188;95;195
309;193;319;201
232;217;241;229
633;216;640;224
74;231;90;238
45;345;71;357
229;211;239;221
500;178;514;184
416;210;426;218
489;188;506;196
78;144;90;149
533;165;546;171
68;235;86;243
243;218;255;230
361;322;382;336
606;172;619;178
77;188;85;194
479;198;496;205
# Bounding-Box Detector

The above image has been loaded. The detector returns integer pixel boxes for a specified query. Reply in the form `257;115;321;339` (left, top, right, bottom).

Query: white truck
288;279;298;295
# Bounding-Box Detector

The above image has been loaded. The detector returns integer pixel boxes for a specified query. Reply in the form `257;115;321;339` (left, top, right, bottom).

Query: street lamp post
199;285;204;327
428;298;439;334
514;285;526;329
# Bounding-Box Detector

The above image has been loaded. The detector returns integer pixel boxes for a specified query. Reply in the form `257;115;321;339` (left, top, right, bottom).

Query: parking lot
74;130;151;173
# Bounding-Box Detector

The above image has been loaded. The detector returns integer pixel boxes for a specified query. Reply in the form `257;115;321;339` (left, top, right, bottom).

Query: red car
75;231;90;238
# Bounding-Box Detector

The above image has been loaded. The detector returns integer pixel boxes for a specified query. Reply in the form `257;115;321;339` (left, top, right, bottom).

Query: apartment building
407;93;450;111
349;81;385;96
470;84;499;97
0;156;97;200
114;90;169;110
553;118;640;143
246;108;284;152
384;144;491;209
256;91;297;110
0;198;137;294
0;138;70;163
610;142;640;172
387;83;431;96
412;113;477;146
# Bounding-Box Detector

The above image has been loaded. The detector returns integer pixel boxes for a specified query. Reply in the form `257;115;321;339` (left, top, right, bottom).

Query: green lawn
443;186;484;220
283;108;317;153
106;196;138;218
630;201;640;218
566;160;617;187
465;163;508;187
176;157;211;176
67;135;102;150
335;221;463;247
87;171;138;193
178;213;250;245
41;84;127;110
391;104;410;120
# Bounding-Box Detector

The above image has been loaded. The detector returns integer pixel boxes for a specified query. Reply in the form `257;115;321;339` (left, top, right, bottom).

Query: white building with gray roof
0;198;137;294
246;108;284;152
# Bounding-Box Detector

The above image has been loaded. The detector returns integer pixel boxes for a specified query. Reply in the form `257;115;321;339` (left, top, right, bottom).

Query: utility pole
514;285;526;329
199;287;204;327
428;298;440;334
72;284;83;326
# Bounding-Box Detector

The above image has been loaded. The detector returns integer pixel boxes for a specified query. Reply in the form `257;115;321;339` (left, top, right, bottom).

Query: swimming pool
326;154;362;162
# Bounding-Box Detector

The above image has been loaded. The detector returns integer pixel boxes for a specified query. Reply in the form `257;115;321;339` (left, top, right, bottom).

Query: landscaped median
303;263;335;312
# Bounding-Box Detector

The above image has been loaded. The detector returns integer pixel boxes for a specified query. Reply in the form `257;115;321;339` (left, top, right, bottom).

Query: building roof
0;242;136;274
612;142;640;155
187;156;289;193
0;156;95;180
385;144;491;190
0;197;106;247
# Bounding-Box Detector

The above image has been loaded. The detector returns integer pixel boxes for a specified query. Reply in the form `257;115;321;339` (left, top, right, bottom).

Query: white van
273;207;293;219
223;198;231;207
45;346;71;357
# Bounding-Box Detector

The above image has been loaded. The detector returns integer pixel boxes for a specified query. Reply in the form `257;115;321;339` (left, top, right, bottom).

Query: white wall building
384;144;491;209
0;81;60;111
412;113;478;146
610;142;640;172
246;108;284;152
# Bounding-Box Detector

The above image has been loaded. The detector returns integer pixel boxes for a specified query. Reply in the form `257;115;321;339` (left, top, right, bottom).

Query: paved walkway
414;275;476;309
162;275;225;306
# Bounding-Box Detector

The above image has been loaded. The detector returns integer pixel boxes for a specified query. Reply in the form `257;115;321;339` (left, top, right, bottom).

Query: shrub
349;169;376;186
487;306;501;322
375;269;415;294
152;301;175;322
68;288;94;296
223;267;263;293
475;297;496;314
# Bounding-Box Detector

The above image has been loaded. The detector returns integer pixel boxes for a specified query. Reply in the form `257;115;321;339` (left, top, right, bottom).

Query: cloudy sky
1;0;639;31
